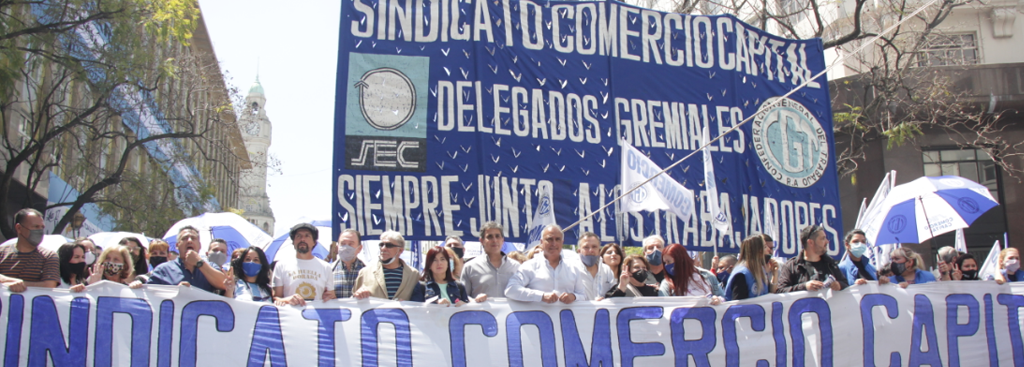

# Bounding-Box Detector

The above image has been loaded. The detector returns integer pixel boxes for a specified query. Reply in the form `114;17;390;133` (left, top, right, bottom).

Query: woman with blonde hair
992;248;1022;284
85;245;136;286
724;235;779;301
887;247;936;287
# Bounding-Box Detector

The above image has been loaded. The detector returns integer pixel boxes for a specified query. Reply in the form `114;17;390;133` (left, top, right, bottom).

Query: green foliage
882;122;924;149
833;104;867;131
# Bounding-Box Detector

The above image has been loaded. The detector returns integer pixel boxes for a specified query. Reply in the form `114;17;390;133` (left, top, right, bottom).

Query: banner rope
563;0;944;233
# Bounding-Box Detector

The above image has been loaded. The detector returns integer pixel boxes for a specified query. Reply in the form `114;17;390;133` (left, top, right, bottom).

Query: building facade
0;6;250;239
238;77;276;233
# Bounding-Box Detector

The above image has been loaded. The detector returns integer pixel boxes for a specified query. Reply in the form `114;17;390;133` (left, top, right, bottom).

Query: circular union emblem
939;178;965;188
354;67;417;131
887;215;908;234
752;97;829;188
297;282;317;300
957;197;979;213
538;196;552;215
631;187;649;204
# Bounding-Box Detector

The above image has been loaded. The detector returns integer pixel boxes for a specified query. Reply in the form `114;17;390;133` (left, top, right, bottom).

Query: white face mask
338;245;358;262
1005;259;1020;273
85;252;96;265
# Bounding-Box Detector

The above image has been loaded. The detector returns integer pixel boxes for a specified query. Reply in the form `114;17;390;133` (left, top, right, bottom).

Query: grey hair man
462;222;518;301
353;230;421;300
642;235;667;283
576;232;615;300
505;225;588;303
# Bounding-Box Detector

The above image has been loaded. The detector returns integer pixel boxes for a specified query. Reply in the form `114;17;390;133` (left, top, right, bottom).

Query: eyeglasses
379;242;401;249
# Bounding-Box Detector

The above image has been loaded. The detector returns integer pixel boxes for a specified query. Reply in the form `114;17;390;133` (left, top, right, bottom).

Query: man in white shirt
505;225;588;303
462;221;519;300
576;232;615;300
272;223;335;306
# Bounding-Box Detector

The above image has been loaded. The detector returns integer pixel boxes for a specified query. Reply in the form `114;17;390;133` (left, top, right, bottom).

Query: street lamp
71;212;86;238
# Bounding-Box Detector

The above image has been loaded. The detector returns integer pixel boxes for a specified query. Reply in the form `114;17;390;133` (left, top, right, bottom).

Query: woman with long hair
887;247;936;287
411;246;473;305
600;244;624;278
724;235;779;301
57;243;88;292
953;253;981;281
605;255;659;297
991;248;1022;284
658;244;724;303
223;247;273;302
86;245;136;286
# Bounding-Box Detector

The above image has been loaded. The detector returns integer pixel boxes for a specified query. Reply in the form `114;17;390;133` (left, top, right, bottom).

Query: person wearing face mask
606;255;660;297
838;229;890;286
57;243;88;292
642;235;668;283
353;230;421;300
86;245;137;286
725;234;779;301
205;239;230;270
575;232;616;300
224;247;273;303
133;240;171;284
119;237;149;279
272;223;336;306
953;253;981;281
444;235;466;279
331;229;366;298
0;209;59;291
993;248;1023;284
74;238;99;268
887;247;936;288
658;244;724;302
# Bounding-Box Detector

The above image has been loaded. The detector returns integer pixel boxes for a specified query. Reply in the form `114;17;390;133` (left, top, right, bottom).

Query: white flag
954;228;967;254
979;240;1002;280
702;127;731;235
861;170;895;240
525;188;556;250
620;144;695;222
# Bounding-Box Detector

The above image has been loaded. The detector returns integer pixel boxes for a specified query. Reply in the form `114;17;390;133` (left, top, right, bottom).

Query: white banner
703;127;731;237
620;144;695;223
2;282;1023;366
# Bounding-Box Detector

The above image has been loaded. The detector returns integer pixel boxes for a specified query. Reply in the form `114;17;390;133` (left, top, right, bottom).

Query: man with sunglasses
272;223;335;306
353;230;421;300
776;224;849;293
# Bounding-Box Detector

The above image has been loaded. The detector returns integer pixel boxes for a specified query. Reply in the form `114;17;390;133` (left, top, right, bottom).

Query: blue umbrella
863;175;998;246
162;213;274;255
262;220;331;263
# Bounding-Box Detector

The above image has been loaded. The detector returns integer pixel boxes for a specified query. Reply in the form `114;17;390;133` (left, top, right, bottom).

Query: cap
289;223;319;241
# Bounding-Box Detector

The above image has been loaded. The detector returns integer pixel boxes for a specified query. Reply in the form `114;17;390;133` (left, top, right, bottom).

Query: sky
200;0;342;237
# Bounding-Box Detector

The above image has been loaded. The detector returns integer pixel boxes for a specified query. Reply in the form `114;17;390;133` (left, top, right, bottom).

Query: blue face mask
664;263;675;277
242;262;262;277
646;250;663;266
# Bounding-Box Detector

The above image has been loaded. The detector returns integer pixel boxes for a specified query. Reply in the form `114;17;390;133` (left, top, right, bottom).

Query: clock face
245;121;260;135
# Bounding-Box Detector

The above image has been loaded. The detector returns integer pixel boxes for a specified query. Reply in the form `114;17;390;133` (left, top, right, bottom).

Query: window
923;148;998;197
917;33;979;67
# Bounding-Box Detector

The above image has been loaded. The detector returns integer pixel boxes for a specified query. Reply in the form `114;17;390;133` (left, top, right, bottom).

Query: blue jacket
411;280;469;304
890;269;937;285
724;265;770;301
838;256;878;282
1001;269;1024;282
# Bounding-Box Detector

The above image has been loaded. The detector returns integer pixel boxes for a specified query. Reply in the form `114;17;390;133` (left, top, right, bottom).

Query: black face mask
451;247;465;259
631;269;649;283
150;256;168;268
68;262;86;274
890;262;908;275
961;270;979;280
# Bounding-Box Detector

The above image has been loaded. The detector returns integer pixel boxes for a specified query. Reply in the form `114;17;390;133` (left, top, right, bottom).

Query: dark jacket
411;280;469;304
775;252;849;293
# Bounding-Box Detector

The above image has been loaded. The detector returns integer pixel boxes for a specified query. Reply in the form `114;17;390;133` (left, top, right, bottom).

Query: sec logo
752;97;830;188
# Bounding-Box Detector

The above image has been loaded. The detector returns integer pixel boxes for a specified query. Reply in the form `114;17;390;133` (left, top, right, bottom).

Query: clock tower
238;76;275;233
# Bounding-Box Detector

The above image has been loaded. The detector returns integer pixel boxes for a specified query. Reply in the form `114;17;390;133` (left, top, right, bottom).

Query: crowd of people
1;208;1022;306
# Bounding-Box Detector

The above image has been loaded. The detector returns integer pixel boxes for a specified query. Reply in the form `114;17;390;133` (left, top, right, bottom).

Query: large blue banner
333;0;841;255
